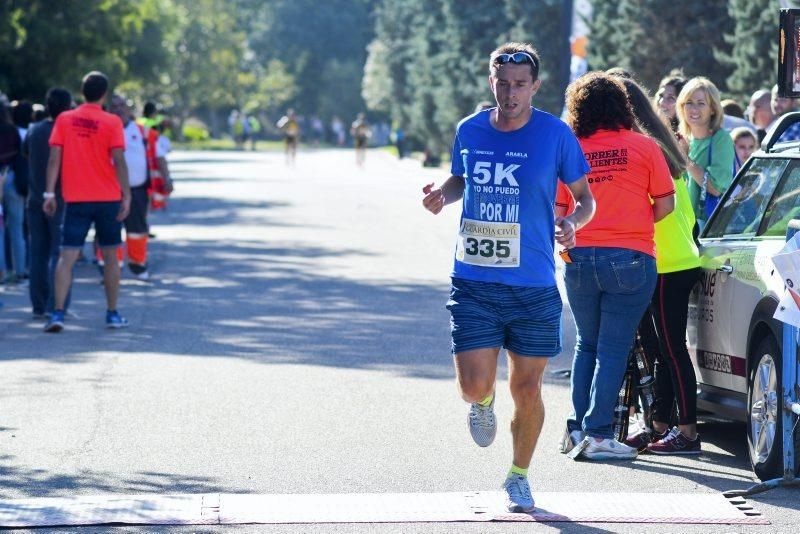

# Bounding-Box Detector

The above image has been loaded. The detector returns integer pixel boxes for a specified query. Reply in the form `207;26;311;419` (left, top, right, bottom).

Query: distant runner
350;113;371;167
421;42;594;513
276;109;300;165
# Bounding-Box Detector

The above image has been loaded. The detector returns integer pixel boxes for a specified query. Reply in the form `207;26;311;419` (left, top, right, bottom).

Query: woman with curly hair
559;72;675;460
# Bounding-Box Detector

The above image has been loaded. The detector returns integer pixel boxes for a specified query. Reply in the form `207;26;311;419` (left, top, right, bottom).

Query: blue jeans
27;202;69;314
2;174;27;275
563;247;657;439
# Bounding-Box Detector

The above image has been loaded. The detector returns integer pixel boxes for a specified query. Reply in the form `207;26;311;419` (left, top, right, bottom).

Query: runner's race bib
456;218;520;267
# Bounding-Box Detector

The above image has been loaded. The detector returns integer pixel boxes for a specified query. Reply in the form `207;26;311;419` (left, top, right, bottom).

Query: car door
689;157;789;392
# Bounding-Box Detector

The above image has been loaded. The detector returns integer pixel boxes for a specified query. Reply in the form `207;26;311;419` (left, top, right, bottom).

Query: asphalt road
0;148;797;533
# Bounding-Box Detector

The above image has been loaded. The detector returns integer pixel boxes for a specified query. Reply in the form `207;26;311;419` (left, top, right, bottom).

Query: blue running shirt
450;108;589;287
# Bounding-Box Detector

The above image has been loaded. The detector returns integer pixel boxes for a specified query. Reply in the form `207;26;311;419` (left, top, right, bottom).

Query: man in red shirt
43;71;131;332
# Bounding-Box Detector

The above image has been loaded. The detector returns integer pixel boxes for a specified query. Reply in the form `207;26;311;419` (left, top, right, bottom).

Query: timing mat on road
0;491;768;527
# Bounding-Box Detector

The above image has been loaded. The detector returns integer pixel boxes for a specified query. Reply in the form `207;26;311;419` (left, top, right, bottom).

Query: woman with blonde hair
676;77;735;230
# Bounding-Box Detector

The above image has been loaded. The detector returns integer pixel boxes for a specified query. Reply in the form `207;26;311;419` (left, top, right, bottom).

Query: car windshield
704;158;788;239
759;161;800;237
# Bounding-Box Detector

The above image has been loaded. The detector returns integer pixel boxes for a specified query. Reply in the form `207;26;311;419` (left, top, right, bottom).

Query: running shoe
503;475;535;513
579;437;638;460
647;427;701;455
44;310;65;333
624;428;667;452
106;310;129;329
468;394;497;447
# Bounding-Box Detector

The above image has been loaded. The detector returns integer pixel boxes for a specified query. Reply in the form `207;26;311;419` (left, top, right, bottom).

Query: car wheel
747;336;784;480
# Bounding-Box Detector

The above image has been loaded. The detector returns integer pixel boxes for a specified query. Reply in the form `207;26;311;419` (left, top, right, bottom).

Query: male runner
422;43;594;513
43;71;131;332
276;109;300;165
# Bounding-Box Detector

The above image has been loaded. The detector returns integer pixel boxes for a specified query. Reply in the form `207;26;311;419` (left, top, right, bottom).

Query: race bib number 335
456;218;520;268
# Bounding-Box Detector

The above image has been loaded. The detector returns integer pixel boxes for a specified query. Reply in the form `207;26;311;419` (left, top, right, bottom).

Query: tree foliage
241;0;376;123
365;0;571;153
0;0;786;144
0;0;140;100
719;0;780;101
587;0;736;95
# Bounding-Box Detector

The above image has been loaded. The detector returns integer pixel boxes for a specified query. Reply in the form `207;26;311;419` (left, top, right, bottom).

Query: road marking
0;491;767;527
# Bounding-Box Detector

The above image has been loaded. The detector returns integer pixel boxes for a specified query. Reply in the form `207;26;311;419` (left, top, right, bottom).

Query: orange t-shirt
561;129;674;257
49;103;125;202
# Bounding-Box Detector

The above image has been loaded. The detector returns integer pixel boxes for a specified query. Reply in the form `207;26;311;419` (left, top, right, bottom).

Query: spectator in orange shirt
43;71;131;332
560;72;675;460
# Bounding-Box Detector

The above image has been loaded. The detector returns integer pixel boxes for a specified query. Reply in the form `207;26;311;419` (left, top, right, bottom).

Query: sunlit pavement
0;148;796;533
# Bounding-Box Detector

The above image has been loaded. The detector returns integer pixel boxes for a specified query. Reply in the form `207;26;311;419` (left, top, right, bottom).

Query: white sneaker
580;437;638;460
503;475;535;513
468;394;497;447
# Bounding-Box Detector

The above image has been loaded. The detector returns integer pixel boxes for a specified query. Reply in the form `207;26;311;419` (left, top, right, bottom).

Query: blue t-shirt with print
450;108;589;287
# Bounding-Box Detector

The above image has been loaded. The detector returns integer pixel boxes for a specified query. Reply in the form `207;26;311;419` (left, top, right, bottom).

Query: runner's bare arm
555;177;595;248
111;148;131;221
652;193;675;222
43;146;62;216
422;175;465;215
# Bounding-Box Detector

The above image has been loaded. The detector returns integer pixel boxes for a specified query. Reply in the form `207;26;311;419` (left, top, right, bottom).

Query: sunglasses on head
494;52;536;67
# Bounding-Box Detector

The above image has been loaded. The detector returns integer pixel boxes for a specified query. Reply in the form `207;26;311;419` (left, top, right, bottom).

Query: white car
688;116;800;481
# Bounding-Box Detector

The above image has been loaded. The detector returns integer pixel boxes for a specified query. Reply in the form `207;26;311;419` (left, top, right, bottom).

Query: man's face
110;97;129;123
750;94;774;128
772;93;795;116
489;63;541;121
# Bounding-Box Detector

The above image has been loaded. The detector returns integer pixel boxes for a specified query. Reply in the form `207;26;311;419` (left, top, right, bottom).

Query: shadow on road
157;197;297;228
0;212;454;381
0;455;247;498
608;421;757;491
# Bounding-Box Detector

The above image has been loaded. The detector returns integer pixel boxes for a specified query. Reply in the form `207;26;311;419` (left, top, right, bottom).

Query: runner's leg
54;249;79;310
507;353;548;468
101;246;121;310
453;348;500;402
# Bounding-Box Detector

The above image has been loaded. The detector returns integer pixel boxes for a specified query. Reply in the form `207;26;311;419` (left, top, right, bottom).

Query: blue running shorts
62;201;123;249
446;277;563;357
